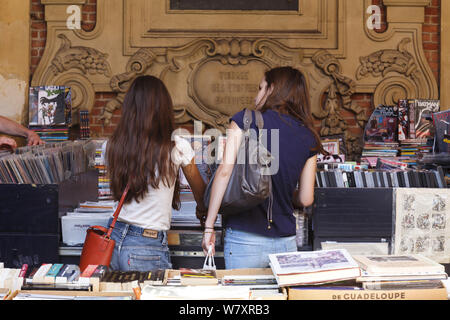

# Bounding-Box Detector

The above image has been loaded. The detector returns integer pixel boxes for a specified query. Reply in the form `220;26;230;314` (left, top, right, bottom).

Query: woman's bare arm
293;155;317;208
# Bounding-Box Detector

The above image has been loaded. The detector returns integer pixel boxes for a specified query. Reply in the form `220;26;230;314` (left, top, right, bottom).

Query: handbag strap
106;183;130;238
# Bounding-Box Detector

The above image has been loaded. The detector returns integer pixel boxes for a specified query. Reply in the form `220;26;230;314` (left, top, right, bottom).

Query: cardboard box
288;287;448;300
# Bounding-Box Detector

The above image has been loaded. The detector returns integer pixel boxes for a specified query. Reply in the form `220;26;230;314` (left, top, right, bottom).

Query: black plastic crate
0;233;59;268
312;188;394;247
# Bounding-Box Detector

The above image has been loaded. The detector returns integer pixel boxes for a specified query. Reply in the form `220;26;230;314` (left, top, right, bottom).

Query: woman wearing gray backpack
202;66;326;269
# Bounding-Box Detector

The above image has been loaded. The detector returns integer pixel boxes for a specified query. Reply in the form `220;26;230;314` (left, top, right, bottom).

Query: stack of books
353;254;448;297
398;139;431;166
30;127;70;143
269;250;449;300
268;249;361;287
93;140;113;201
79;110;90;140
361;142;399;159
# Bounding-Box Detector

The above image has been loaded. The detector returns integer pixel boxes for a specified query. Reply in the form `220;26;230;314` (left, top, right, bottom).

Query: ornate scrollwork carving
50;34;112;78
312;49;367;160
102;39;303;129
356;38;417;80
356;38;435;106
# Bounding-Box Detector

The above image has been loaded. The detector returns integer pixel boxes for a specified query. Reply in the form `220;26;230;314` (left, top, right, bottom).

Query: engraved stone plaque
192;59;268;116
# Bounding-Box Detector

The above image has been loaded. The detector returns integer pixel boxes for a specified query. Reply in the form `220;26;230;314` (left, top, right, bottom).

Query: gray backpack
204;109;274;228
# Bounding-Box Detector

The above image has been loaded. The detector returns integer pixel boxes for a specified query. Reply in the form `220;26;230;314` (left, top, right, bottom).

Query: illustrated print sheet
394;188;450;263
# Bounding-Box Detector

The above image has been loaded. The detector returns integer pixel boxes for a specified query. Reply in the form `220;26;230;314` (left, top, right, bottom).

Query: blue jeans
223;227;297;269
108;219;172;272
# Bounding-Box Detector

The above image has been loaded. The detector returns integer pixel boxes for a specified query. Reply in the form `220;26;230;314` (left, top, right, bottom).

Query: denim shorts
108;219;172;272
223;227;297;270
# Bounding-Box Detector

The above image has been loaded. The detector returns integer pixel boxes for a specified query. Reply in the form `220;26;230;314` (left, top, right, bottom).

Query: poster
394;188;450;263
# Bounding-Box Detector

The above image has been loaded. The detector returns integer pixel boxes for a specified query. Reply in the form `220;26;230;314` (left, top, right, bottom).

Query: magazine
29;86;70;126
364;105;398;143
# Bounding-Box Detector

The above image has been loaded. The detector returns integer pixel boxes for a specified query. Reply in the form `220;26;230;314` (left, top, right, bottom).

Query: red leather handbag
79;184;130;272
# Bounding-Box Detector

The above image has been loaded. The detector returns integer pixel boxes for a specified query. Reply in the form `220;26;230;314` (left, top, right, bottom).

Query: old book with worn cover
268;249;361;287
179;268;218;286
352;254;445;276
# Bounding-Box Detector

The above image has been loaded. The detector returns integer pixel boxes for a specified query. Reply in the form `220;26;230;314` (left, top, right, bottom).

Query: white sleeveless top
103;136;195;231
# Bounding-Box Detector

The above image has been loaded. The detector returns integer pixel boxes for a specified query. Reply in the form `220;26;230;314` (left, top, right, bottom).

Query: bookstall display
0;141;99;269
1;249;448;300
28;86;72;143
2;94;450;301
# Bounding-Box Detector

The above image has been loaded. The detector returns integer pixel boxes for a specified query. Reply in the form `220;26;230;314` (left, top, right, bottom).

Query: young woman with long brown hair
202;66;326;269
106;75;206;271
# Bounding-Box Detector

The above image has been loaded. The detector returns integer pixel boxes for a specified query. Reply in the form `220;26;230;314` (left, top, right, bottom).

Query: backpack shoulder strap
254;110;264;130
243;108;253;131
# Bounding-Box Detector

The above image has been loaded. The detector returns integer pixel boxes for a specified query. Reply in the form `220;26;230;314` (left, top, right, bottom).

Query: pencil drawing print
416;213;431;230
432;236;445;252
401;214;415;229
432;194;446;212
399;237;414;253
402;194;415;211
415;236;430;253
432;213;446;230
395;189;450;263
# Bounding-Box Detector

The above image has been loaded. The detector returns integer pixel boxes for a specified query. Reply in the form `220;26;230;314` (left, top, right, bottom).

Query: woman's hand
202;230;216;256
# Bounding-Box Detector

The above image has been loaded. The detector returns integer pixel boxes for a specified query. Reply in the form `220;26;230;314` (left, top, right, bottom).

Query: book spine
80;264;99;278
32;264;52;283
19;264;28;278
45;264;64;279
408;100;416;139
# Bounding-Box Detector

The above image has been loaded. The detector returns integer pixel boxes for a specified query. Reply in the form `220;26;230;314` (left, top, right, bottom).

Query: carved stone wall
30;0;440;160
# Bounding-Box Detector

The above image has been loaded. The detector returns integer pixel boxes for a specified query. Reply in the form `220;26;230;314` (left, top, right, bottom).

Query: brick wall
30;0;441;138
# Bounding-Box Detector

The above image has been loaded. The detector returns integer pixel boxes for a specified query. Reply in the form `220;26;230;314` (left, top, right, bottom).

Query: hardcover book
268;249;361;287
352;254;445;276
432;110;450;153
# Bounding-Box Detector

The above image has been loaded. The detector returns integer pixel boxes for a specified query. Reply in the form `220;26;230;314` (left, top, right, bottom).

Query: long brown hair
107;75;180;208
260;66;327;155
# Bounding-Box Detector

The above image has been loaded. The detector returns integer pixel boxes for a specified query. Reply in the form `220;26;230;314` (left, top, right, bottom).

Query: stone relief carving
101;39;304;131
312;49;367;160
357;38;436;107
30;0;439;161
50;34;112;78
